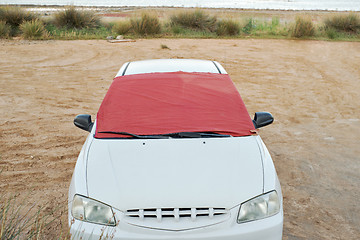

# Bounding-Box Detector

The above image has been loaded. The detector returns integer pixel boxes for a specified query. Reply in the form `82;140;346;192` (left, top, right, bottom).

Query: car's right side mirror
253;112;274;129
74;114;93;132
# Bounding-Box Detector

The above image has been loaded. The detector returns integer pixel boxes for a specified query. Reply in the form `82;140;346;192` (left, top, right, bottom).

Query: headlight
71;195;116;226
237;191;280;224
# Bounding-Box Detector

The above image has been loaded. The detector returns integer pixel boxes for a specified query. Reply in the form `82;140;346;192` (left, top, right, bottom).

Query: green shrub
271;17;280;28
131;13;161;35
170;10;217;32
112;20;132;35
291;16;315;38
324;13;360;33
264;18;288;36
216;19;240;36
242;18;255;34
325;27;339;39
0;20;11;38
54;6;100;29
45;25;111;40
170;24;185;34
0;6;36;27
20;19;47;39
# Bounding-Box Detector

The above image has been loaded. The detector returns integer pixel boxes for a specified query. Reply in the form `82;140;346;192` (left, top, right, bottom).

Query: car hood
86;136;263;211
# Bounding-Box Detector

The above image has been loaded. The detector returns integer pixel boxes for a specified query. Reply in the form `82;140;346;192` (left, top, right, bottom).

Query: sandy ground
0;38;359;239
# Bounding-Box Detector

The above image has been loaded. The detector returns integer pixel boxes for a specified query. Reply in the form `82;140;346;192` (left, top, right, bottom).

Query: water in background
1;0;360;11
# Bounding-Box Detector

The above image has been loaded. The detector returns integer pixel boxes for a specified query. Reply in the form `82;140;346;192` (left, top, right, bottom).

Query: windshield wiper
164;132;231;138
98;131;169;139
98;131;231;139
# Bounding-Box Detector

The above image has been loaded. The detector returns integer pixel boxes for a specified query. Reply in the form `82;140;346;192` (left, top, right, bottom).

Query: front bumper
69;207;283;240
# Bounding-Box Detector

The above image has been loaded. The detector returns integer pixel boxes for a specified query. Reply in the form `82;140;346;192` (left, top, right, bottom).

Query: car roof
95;71;255;138
115;59;227;77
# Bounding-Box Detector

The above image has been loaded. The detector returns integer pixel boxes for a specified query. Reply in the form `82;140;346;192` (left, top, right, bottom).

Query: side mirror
253;112;274;129
74;114;93;132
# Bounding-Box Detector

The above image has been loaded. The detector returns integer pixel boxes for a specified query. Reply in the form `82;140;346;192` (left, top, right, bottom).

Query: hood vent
126;207;227;222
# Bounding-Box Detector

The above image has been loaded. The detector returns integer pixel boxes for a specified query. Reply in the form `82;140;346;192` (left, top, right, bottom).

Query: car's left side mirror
74;114;93;132
253;112;274;129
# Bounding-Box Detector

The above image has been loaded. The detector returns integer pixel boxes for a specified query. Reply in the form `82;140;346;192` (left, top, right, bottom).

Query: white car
68;59;283;240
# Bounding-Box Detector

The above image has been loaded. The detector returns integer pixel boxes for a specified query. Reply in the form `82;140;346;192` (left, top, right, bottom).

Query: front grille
125;207;227;222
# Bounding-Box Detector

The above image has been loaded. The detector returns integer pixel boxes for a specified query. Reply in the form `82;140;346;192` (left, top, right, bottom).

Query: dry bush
0;189;66;240
0;6;36;27
324;13;360;33
131;13;161;35
216;19;240;36
20;19;47;39
170;10;217;32
112;20;132;35
0;20;11;38
54;6;100;29
291;16;315;38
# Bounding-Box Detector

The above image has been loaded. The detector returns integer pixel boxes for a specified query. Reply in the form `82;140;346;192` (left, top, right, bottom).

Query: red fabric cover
95;72;255;138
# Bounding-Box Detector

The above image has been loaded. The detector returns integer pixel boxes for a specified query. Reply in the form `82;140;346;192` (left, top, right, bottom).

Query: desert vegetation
216;19;241;36
19;19;47;39
53;6;100;29
0;6;36;37
131;12;161;35
112;19;131;35
324;13;360;34
0;20;10;37
291;16;315;38
170;10;217;32
0;6;35;28
0;6;359;40
0;189;67;239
